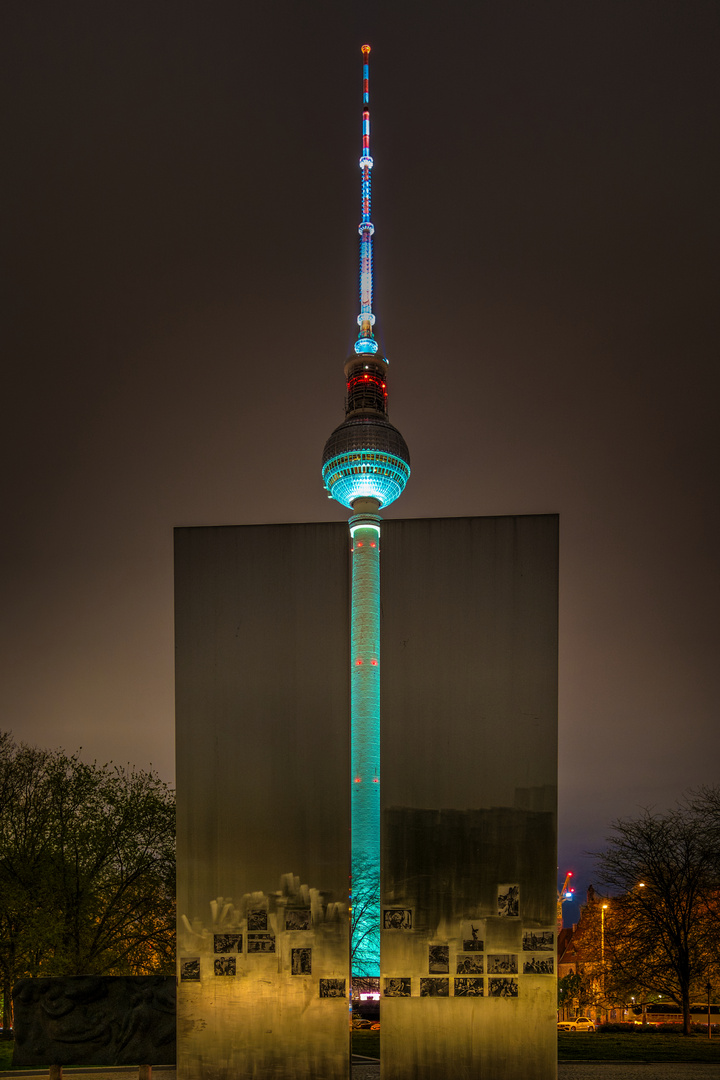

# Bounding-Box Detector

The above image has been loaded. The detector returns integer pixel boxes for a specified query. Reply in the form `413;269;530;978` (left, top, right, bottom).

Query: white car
557;1017;595;1032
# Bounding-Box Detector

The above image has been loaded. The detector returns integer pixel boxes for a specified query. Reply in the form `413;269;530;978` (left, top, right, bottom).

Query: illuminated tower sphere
322;44;410;981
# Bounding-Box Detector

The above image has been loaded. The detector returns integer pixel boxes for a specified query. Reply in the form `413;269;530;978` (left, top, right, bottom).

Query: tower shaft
350;510;382;977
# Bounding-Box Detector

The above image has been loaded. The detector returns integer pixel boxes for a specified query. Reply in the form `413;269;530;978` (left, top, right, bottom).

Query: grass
357;1029;720;1064
559;1031;720;1063
0;1041;14;1070
352;1030;380;1059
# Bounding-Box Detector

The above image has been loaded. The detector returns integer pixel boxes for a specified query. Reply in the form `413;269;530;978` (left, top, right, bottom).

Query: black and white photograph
285;909;311;932
487;954;518;974
461;923;484;951
214;933;242;953
180;958;200;982
247;933;275;953
419;978;449;997
456;954;483;975
213;956;236;976
522;929;554;952
497;885;519;917
247;910;268;931
319;979;346;998
384;978;411;997
523;955;554;975
291;948;312;975
490;976;518;997
454;978;484;997
383;908;412;930
488;977;519;998
428;945;449;974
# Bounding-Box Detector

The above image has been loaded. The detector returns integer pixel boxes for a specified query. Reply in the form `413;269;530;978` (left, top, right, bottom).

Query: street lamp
601;904;608;1023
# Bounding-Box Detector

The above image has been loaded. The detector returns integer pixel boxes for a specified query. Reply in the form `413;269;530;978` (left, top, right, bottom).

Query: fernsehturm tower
322;45;410;979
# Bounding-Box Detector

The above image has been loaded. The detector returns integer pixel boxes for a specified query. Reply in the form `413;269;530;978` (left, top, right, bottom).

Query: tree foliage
558;970;586;1013
0;733;175;1028
594;788;720;1034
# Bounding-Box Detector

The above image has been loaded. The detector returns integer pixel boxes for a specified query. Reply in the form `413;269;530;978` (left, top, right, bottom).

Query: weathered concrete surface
175;523;351;1080
380;515;559;1080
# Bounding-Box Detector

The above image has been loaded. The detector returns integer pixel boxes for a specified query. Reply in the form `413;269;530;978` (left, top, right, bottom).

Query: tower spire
356;44;377;353
321;45;410;512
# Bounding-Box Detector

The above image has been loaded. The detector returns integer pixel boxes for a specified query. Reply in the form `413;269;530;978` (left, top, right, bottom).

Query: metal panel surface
175;523;351;1080
380;515;558;1080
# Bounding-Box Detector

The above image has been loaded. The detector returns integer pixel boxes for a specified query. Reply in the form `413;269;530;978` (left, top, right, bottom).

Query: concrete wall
174;523;351;1080
380;515;558;1080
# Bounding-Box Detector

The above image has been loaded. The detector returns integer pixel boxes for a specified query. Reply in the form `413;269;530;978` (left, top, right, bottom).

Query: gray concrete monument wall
175;514;558;1080
380;515;558;1079
175;523;351;1080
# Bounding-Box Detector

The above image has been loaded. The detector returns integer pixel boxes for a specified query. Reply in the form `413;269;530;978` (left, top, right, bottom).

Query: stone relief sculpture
12;976;176;1067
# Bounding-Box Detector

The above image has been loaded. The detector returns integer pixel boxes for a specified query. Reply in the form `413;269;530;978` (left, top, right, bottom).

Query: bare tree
350;855;380;984
594;791;720;1034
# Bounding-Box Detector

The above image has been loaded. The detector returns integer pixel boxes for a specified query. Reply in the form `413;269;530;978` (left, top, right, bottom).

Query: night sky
4;0;719;925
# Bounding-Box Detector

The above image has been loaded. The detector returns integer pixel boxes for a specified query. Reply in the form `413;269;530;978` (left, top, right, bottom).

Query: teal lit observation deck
322;416;410;509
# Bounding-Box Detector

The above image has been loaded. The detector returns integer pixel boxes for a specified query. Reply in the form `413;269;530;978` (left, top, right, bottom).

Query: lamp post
601;903;608;1024
707;981;712;1040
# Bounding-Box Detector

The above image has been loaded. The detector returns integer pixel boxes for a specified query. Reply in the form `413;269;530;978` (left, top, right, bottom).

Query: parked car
352;1016;374;1029
557;1017;595;1032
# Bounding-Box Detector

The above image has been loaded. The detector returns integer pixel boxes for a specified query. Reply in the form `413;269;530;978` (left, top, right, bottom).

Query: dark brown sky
3;0;719;922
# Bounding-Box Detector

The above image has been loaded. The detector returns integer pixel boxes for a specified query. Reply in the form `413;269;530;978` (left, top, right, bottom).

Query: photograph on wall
247;933;275;953
291;948;312;975
456;954;483;974
487;954;518;974
383;907;413;930
461;922;484;950
285;909;311;931
522;929;554;951
419;978;449;997
214;956;236;976
454;978;484;997
497;884;519;917
319;979;346;998
247;910;268;931
384;978;411;997
523;954;554;974
214;933;242;953
180;958;200;981
428;945;449;973
488;977;519;998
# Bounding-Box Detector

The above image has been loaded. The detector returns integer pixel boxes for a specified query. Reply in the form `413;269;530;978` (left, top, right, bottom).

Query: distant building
557;886;617;1021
